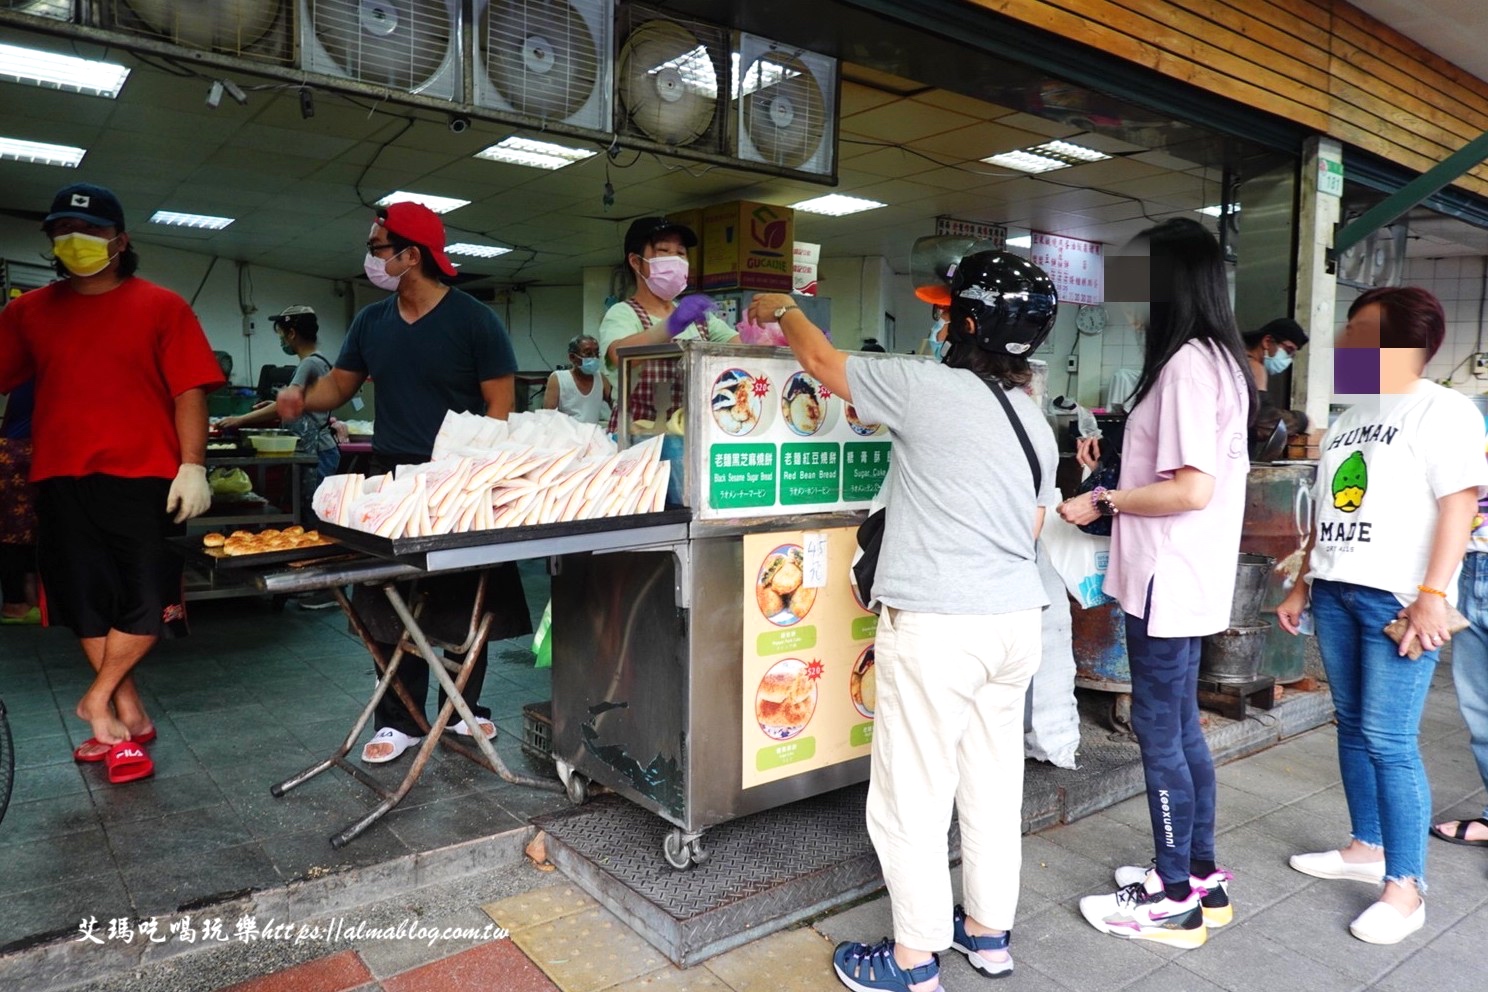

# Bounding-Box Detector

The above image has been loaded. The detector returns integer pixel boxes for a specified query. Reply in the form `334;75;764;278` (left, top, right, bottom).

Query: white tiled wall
1401;256;1488;393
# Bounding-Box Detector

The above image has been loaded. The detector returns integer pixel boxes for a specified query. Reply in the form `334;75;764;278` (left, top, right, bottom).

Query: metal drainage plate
535;785;910;966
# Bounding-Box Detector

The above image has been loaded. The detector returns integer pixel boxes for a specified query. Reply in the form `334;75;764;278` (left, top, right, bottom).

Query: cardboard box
792;241;820;296
701;200;794;291
666;209;703;290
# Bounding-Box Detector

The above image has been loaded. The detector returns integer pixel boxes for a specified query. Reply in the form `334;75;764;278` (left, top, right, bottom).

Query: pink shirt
1105;340;1251;637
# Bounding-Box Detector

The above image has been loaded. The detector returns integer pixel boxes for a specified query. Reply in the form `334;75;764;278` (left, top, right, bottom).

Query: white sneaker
1080;879;1207;948
1349;900;1424;944
1112;863;1234;927
1288;849;1385;883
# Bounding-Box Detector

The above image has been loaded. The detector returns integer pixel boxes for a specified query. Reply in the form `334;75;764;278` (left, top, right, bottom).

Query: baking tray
318;509;693;567
168;535;355;571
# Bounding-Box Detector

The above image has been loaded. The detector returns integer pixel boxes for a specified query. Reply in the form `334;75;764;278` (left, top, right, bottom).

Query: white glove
166;463;212;523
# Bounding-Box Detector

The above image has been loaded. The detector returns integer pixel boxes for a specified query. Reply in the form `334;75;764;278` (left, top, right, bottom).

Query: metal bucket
1200;622;1271;684
1231;552;1275;628
1071;599;1130;691
1241;463;1317;683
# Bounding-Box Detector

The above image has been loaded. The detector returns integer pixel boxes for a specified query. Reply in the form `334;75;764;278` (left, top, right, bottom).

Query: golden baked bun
202;532;226;548
283;525;305;537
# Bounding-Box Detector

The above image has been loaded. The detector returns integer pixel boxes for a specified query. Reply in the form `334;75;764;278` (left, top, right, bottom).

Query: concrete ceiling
0;1;1486;289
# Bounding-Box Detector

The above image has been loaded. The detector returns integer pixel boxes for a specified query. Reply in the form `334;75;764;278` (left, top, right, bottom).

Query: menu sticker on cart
742;527;877;787
697;354;889;519
708;444;776;508
842;442;891;502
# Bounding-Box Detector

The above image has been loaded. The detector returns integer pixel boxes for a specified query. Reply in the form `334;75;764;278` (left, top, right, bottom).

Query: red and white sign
1031;232;1103;305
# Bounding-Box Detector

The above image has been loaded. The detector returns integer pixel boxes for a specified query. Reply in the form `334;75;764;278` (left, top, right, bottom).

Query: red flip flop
74;726;157;763
104;740;154;784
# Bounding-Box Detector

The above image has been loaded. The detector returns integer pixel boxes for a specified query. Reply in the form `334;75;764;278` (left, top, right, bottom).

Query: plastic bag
208;467;252;496
531;599;553;669
735;318;788;346
1040;512;1114;609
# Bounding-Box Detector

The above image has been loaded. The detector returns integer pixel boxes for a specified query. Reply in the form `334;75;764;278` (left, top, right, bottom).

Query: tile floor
0;562;565;951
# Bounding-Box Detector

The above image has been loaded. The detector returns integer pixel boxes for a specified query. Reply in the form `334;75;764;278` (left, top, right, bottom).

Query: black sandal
1429;816;1488;847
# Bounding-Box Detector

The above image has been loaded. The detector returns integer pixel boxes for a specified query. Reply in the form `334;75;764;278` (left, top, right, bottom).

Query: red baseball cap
377;201;457;277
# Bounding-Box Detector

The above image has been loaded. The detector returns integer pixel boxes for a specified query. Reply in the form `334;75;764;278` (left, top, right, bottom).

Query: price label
802;530;828;588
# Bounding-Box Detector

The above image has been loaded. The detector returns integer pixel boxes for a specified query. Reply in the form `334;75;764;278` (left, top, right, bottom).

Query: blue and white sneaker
1079;878;1206;948
833;938;941;992
1114;861;1234;927
950;904;1013;978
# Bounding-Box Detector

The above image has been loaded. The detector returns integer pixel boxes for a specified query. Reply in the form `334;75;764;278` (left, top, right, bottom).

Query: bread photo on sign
754;658;818;740
755;544;817;625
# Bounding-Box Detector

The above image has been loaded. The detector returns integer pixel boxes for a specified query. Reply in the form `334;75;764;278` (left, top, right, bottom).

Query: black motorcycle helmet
946;250;1058;356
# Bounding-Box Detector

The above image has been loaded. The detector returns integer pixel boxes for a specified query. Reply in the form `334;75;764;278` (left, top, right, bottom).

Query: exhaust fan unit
615;4;728;153
300;0;460;100
733;32;837;179
1;0;75;21
1337;219;1407;290
472;0;612;134
101;0;292;63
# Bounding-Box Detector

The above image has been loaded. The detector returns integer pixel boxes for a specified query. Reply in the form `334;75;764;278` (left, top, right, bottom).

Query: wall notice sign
1317;155;1344;198
936;216;1007;248
698;354;890;519
1031;232;1103;305
742;528;876;787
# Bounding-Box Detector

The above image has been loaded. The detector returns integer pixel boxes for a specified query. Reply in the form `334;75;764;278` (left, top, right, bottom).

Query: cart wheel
663;829;694;870
565;771;590;806
686;837;709;865
1110;693;1134;735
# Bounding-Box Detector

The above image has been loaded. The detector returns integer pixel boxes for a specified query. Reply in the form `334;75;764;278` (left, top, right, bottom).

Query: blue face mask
1263;347;1293;374
930;337;948;361
578;356;601;376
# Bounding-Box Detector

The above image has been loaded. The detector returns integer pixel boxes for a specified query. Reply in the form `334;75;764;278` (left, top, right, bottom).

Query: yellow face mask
51;231;119;277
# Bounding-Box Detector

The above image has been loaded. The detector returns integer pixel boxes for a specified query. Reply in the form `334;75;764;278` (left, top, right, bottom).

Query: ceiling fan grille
615;3;727;152
472;0;612;133
300;0;460;99
103;0;292;63
0;0;74;21
733;33;837;179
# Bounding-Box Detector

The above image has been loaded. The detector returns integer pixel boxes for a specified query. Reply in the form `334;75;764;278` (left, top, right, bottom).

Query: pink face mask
643;255;689;301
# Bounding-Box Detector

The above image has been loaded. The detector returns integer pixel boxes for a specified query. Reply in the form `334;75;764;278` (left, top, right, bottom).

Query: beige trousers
865;605;1043;950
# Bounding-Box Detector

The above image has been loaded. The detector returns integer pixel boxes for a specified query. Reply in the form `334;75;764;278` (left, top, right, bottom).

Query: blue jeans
1125;589;1216;887
1311;579;1439;888
1453;553;1488;817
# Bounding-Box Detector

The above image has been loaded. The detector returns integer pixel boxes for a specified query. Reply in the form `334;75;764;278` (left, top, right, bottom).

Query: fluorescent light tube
0;43;130;98
375;191;470;214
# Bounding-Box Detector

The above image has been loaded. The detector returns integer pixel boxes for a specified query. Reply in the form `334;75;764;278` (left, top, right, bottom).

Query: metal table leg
270;575;560;849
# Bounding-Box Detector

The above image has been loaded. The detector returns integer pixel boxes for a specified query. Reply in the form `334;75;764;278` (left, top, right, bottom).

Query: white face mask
642;255;689;301
363;250;406;292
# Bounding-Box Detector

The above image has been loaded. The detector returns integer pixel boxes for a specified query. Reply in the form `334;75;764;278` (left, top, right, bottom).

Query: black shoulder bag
853;377;1043;605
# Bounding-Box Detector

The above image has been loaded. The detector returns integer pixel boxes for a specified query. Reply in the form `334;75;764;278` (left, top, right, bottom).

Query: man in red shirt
0;183;223;783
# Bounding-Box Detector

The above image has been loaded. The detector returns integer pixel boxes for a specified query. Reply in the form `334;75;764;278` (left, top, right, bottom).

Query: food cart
550;341;890;868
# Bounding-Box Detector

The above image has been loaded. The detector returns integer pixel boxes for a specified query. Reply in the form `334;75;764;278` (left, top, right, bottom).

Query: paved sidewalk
15;660;1483;992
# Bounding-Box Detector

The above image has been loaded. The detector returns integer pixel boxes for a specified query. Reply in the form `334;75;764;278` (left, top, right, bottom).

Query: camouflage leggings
1125;591;1218;888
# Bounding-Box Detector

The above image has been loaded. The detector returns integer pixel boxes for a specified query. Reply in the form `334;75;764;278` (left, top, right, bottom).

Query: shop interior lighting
1006;235;1033;248
982;140;1110;174
0;43;130;98
149;210;235;230
790;194;886;217
374;191;470;214
0;135;85;168
446;242;512;258
474;136;596;170
1197;203;1241;217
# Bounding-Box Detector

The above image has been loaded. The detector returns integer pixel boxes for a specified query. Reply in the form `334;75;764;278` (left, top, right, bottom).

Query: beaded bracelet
1417;584;1447;598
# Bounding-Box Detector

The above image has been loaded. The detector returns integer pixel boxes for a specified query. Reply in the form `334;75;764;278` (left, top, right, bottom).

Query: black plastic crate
522;700;553;764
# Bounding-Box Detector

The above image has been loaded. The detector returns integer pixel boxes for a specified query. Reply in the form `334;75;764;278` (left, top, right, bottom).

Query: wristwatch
773;304;801;319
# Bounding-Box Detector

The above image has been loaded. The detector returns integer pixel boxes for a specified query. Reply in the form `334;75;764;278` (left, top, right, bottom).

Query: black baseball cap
1247;317;1309;349
624;216;698;257
44;183;126;230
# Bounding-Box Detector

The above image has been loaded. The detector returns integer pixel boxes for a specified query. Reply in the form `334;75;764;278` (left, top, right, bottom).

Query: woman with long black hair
1059;218;1255;948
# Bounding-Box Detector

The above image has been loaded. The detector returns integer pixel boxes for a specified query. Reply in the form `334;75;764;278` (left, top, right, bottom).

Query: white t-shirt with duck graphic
1307;380;1488;606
